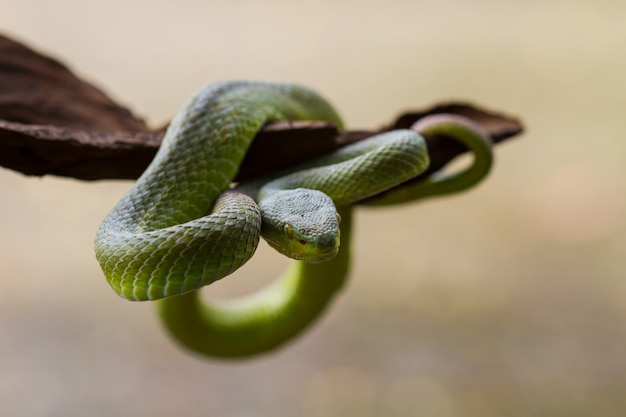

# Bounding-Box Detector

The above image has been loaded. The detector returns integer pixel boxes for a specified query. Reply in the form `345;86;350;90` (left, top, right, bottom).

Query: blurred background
1;0;625;416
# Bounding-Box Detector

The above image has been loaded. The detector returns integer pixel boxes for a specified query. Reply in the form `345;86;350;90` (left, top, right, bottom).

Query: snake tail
361;114;493;206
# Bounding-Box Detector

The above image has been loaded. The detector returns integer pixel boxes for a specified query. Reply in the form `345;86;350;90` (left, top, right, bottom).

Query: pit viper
94;81;492;358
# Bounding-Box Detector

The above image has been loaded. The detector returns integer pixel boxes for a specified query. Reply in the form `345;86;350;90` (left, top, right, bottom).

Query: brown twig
0;33;523;182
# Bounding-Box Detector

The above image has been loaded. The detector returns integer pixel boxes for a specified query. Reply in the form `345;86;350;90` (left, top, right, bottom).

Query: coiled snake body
95;81;492;357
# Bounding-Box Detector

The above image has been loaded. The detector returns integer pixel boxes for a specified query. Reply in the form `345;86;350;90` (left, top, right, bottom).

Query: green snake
95;81;492;358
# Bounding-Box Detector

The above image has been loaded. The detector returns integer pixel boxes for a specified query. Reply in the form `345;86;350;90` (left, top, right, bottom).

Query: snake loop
94;81;493;358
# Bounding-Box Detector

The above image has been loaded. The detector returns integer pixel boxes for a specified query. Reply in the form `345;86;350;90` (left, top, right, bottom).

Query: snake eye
284;224;294;238
336;212;342;224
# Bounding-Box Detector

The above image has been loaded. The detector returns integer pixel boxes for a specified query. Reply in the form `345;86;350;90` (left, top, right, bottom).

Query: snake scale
95;81;492;358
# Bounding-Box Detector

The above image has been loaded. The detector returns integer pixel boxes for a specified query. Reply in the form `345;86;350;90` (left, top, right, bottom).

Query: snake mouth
277;231;340;263
305;232;340;263
304;247;339;263
263;232;340;263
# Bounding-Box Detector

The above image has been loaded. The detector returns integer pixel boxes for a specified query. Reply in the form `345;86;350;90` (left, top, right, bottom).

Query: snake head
259;188;340;263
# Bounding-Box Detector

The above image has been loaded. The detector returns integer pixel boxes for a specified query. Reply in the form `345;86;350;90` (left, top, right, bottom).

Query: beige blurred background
2;1;625;416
